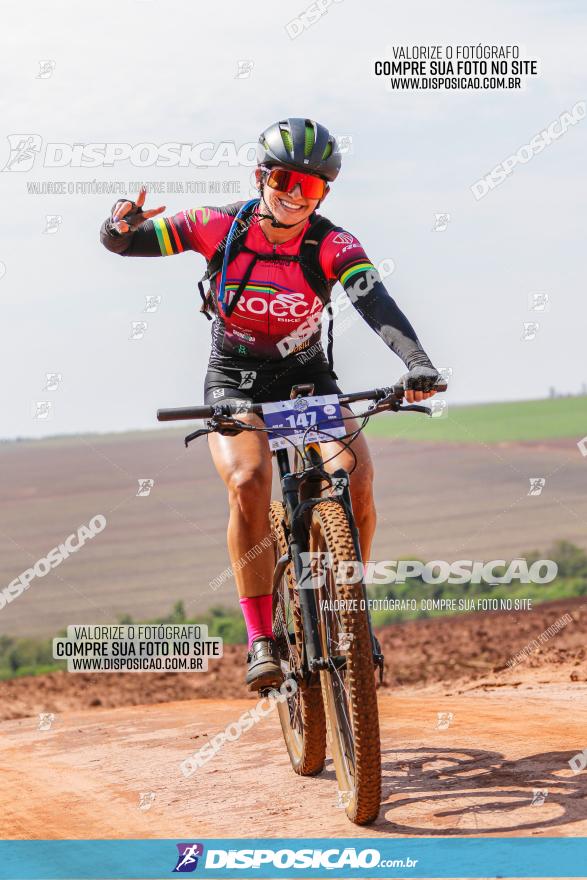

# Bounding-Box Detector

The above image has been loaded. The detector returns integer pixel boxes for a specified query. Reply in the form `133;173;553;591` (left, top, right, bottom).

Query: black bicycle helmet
256;118;341;182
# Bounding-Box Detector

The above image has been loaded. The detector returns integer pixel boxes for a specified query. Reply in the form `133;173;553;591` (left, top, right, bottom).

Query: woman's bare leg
207;413;274;598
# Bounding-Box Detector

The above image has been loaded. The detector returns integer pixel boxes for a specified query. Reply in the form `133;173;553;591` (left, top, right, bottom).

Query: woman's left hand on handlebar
401;365;442;403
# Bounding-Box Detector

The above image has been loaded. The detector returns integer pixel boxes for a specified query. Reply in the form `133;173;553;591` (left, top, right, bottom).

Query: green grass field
8;395;585;448
364;396;587;444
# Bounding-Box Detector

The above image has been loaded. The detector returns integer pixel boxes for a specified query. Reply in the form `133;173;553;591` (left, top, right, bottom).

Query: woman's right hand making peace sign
109;185;165;235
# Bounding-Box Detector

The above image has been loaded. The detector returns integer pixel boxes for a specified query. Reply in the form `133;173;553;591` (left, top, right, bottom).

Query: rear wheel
270;500;326;776
310;500;381;825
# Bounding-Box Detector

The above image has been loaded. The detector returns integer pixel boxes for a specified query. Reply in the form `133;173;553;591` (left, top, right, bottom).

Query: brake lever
184;415;256;447
184;427;212;447
399;403;432;416
363;398;432;418
366;394;402;415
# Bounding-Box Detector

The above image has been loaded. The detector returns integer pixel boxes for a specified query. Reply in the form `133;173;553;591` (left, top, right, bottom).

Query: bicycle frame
156;378;446;685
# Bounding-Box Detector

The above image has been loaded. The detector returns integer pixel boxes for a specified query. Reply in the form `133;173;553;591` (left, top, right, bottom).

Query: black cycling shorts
204;362;342;405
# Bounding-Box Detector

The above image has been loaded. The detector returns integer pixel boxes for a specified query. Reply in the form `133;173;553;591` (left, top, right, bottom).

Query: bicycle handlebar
156;382;448;422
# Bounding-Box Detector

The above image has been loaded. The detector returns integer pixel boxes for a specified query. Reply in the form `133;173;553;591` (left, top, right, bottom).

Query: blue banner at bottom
1;837;586;879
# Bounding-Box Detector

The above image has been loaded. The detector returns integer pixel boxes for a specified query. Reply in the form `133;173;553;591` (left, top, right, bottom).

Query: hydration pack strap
298;215;338;305
198;278;213;320
326;313;334;371
301;215;338;370
222;249;258;318
217;198;260;315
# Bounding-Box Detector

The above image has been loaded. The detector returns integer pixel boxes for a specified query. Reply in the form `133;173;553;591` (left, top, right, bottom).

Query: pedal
373;653;385;683
259;686;280;698
372;634;385;683
259;671;296;699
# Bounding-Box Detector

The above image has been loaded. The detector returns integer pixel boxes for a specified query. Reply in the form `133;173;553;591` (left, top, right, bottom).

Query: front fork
332;468;385;682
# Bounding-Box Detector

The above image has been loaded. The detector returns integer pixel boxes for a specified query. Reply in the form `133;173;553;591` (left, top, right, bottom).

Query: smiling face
255;166;326;227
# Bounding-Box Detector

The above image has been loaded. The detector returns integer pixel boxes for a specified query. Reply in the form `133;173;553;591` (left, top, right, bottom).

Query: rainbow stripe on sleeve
152;217;184;256
339;260;376;286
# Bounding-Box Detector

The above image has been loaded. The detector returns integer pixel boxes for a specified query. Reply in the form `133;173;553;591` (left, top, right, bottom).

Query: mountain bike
157;379;445;825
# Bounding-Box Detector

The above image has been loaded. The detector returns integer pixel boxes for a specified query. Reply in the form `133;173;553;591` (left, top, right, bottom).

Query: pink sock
239;595;273;647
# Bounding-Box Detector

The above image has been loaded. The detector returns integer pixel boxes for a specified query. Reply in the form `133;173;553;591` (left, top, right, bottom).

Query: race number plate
261;394;345;451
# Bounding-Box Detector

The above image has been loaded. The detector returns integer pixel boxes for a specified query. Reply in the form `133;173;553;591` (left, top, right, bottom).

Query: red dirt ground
2;598;586;846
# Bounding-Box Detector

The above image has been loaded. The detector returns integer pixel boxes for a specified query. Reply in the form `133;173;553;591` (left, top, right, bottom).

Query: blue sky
1;0;585;437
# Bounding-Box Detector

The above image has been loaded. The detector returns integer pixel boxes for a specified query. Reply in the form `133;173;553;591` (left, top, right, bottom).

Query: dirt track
2;688;587;840
1;599;587;840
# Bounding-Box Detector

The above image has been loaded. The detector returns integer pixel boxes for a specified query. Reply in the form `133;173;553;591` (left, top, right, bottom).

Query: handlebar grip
392;381;448;397
157;401;265;421
157;406;213;422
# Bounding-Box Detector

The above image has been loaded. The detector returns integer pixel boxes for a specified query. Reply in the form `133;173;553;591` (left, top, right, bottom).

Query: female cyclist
100;117;441;690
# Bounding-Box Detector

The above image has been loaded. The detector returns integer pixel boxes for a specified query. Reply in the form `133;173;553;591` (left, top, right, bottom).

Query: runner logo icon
173;843;204;872
238;370;257;389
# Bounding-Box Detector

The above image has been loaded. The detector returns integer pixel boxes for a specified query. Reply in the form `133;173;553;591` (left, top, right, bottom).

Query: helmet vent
304;122;315;158
279;126;294;156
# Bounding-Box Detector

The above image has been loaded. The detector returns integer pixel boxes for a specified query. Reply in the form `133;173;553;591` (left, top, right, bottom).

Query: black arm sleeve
100;218;165;257
100;198;197;257
342;269;434;370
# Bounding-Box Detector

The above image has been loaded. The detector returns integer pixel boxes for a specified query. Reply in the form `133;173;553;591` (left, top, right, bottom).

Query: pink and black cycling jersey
100;201;433;373
152;204;375;364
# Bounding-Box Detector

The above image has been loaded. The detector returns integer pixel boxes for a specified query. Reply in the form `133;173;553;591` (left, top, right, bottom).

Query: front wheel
310;500;381;825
